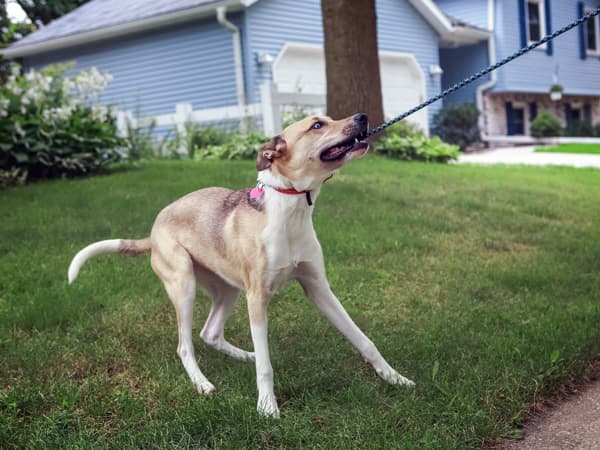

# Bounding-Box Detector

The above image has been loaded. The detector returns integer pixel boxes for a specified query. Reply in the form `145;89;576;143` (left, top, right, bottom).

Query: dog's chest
261;192;320;275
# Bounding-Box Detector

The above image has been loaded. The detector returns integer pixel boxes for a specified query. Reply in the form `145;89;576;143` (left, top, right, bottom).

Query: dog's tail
67;238;151;284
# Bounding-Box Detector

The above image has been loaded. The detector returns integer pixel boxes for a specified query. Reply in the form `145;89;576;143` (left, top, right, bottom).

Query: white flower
14;122;25;137
92;105;109;122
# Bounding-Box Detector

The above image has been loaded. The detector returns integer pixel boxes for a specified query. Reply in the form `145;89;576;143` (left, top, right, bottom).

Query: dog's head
256;113;369;190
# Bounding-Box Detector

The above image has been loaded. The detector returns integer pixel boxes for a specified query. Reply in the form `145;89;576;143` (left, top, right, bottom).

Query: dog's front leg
247;289;279;418
297;263;415;387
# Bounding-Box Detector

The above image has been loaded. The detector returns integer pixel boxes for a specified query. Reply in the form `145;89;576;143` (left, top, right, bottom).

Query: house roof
1;0;487;58
1;0;252;58
12;0;219;49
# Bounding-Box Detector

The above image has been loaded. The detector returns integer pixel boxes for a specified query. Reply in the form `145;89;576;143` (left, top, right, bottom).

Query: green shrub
193;132;270;161
383;120;424;138
0;63;123;185
432;103;480;151
282;107;310;128
530;112;562;138
124;118;161;160
374;121;459;163
173;123;232;159
564;120;595;137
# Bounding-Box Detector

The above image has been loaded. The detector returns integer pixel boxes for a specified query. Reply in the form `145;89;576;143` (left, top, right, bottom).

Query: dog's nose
353;113;368;124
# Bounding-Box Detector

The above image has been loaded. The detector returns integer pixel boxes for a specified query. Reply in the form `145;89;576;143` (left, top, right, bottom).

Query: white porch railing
116;82;326;139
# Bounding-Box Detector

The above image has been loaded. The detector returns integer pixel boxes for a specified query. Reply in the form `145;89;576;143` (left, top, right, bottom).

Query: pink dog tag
250;187;264;199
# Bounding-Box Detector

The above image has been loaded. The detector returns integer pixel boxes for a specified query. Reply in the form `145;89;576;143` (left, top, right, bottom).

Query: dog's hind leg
152;248;215;395
197;270;255;362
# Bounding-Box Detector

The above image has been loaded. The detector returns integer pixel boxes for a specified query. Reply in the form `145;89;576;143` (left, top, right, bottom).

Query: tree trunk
321;0;384;127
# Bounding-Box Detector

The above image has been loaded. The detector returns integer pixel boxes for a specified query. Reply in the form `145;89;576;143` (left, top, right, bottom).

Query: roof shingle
12;0;223;48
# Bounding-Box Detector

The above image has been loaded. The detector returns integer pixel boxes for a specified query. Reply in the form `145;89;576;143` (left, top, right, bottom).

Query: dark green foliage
123;119;159;161
374;121;460;162
174;122;233;159
0;63;123;186
0;106;122;182
432;103;480;151
193;132;270;160
530;111;562;138
564;120;598;137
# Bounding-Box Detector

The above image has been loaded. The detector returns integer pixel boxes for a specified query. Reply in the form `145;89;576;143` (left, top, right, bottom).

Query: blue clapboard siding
492;0;600;95
434;0;489;29
440;42;490;105
244;0;442;124
23;16;241;117
377;0;442;121
242;0;324;106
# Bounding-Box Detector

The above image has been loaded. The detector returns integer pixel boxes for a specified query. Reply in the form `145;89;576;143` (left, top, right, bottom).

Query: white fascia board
409;0;490;47
1;0;245;58
440;26;490;47
407;0;454;35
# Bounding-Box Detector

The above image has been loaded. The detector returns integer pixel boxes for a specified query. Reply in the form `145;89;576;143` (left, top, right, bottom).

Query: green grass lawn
2;158;600;449
535;143;600;154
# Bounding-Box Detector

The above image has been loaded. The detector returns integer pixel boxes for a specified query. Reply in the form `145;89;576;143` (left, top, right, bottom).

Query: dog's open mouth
319;136;368;162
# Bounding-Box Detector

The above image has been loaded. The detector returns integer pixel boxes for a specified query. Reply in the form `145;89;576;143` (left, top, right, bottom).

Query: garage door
273;43;428;132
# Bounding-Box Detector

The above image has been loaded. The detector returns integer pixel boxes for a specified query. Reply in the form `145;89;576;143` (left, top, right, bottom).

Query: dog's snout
353;113;368;124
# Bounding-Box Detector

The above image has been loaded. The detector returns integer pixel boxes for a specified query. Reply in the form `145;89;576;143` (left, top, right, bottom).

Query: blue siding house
1;0;488;135
437;0;600;138
2;0;597;139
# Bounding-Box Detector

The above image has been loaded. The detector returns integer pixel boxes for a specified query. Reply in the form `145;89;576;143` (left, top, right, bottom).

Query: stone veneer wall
483;92;600;136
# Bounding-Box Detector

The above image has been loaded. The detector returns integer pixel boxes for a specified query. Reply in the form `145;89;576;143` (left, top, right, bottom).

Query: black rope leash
366;6;600;138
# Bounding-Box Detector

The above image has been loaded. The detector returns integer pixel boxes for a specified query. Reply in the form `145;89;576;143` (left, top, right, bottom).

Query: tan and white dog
68;113;414;418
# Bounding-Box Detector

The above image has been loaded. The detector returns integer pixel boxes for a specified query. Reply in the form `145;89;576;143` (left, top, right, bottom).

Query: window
512;107;526;135
526;0;546;44
586;8;600;56
506;102;528;136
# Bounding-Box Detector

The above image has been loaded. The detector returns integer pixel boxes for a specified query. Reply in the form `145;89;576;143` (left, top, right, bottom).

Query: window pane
513;108;525;135
588;16;597;51
527;2;541;41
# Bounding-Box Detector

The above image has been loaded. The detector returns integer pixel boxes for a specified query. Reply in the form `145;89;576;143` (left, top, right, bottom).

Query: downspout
476;0;497;142
217;6;248;133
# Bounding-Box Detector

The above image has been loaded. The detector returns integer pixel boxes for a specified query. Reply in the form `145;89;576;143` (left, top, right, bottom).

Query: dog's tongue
321;145;346;160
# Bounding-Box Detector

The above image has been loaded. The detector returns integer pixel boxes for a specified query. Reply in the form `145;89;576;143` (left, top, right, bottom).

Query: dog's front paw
196;380;216;395
257;393;280;419
377;367;415;387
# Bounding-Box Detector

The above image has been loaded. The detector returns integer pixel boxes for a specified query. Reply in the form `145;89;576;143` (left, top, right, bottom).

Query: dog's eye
311;121;323;130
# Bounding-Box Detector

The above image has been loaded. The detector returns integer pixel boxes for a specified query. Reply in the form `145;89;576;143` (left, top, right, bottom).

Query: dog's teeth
354;138;359;143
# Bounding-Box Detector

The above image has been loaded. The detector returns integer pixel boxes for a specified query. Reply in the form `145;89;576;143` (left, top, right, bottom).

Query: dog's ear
256;136;287;171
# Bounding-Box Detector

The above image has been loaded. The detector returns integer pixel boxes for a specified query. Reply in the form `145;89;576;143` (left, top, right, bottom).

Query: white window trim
585;8;600;57
526;0;547;50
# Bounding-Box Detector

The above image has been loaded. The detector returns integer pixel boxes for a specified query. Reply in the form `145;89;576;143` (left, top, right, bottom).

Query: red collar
272;186;308;195
251;175;334;206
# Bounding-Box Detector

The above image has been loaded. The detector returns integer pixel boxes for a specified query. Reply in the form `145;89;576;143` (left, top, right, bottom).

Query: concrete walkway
498;376;600;450
458;146;600;169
